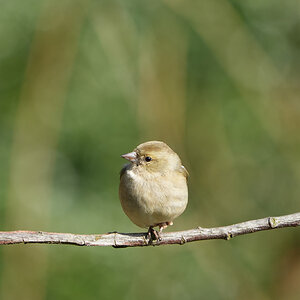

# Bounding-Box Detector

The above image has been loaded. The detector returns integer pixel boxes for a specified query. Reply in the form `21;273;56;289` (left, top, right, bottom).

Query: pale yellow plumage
119;141;188;237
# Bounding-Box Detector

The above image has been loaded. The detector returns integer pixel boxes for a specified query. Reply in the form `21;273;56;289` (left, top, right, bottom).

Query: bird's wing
180;165;189;181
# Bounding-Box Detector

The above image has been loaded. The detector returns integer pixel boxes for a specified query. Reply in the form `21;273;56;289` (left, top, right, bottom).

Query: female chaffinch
119;141;188;240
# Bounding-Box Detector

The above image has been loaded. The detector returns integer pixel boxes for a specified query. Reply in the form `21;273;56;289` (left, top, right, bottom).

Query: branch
0;212;299;248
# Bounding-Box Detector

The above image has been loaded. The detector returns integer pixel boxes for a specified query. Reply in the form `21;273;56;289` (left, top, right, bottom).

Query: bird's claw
146;226;162;242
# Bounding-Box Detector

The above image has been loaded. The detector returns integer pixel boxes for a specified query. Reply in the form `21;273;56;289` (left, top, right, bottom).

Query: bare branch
0;212;299;248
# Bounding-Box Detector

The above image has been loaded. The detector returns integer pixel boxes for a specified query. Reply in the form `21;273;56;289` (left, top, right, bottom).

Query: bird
119;141;188;240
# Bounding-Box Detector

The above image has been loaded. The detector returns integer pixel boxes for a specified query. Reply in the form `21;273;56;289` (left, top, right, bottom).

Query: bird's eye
145;156;152;162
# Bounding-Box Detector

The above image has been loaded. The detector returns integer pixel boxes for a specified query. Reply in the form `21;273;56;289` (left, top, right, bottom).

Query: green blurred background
0;0;300;299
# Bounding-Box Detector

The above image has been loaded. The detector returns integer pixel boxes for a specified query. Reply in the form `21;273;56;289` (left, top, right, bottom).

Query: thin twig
0;212;299;248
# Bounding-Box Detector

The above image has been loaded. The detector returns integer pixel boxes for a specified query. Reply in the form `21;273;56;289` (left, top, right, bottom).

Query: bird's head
121;141;182;174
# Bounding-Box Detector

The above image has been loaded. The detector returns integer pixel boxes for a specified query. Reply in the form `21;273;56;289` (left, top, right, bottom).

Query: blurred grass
0;0;300;299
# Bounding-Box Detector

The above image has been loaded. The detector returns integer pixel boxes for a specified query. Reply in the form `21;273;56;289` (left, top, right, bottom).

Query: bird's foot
146;226;161;242
146;222;173;243
158;221;173;233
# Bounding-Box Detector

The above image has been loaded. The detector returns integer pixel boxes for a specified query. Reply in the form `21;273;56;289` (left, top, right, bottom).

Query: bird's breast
119;168;188;228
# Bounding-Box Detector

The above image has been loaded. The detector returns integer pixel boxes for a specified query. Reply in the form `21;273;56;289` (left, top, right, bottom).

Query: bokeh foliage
0;0;299;299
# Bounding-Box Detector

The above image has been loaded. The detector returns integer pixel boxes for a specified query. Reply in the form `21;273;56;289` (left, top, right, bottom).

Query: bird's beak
121;151;137;163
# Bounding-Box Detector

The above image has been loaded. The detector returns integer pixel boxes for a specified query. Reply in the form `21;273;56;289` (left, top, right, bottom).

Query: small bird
119;141;188;240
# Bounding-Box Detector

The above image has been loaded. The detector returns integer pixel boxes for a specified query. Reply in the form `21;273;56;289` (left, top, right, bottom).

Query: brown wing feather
180;165;189;181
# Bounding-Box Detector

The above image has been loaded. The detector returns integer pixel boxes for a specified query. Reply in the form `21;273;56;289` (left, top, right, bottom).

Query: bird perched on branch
119;141;188;240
